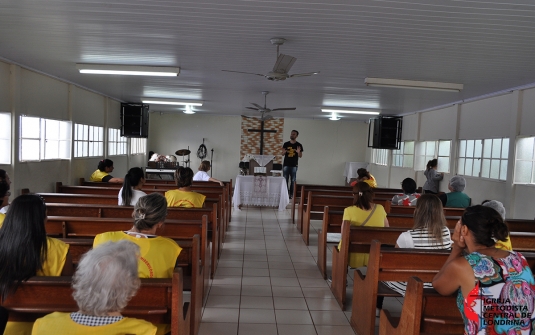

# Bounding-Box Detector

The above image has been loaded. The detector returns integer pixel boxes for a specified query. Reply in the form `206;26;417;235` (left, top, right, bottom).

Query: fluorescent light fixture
76;64;180;76
321;109;380;115
328;113;340;121
142;98;203;106
183;105;195;114
364;77;463;92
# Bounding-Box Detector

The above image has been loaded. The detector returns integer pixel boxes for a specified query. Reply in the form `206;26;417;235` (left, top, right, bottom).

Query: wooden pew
44;202;220;280
79;178;232;228
1;267;191;335
378;252;535;335
330;223;405;309
390;205;465;217
301;191;391;245
350;241;453;335
291;183;401;223
60;236;203;335
49;215;210;300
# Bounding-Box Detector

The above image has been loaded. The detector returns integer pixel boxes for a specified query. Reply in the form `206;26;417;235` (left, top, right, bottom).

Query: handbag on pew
359;204;377;227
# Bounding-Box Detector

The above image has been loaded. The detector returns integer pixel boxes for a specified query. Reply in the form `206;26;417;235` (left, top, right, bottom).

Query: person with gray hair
482;200;512;250
438;175;470;208
93;192;182;278
32;240;157;334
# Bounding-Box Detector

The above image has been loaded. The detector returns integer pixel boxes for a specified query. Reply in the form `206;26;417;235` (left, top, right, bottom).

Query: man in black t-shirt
281;130;303;199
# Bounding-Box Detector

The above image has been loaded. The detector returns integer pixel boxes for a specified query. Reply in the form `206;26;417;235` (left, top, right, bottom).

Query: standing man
281;130;303;199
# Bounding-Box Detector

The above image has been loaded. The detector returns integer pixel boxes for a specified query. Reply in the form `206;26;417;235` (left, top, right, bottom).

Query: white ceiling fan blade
222;70;265;77
273;54;296;74
289;71;319;78
245;107;259;111
271;107;296;111
250;103;263;109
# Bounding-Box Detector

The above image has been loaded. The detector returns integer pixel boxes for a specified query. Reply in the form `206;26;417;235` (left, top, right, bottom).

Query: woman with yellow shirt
32;240;157;335
165;167;206;208
339;182;389;268
0;194;73;334
94;193;182;279
89;159;123;183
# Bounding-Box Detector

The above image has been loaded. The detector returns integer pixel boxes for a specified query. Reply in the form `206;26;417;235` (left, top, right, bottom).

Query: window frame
458;138;509;181
19;115;71;162
415;140;451;173
514;136;535;185
130;137;147;155
108;128;128;156
392;141;414;168
74;123;104;158
371;148;388;166
0;112;11;164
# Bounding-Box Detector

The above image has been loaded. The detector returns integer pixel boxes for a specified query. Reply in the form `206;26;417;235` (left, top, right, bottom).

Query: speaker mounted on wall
121;103;149;138
367;116;402;149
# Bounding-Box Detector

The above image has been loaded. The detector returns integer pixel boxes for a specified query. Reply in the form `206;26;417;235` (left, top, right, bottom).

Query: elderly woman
438;175;470;208
433;206;535;334
193;161;224;186
94;193;181;279
481;200;512;251
32;240;157;335
165;167;206;208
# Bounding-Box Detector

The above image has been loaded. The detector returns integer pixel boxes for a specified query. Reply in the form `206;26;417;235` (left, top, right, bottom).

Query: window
392;141;414;168
131;138;146;155
108;128;127;156
458;138;508;180
514;136;535;184
372;148;388;166
415;140;451;172
74;124;103;158
19;116;71;161
0;113;11;164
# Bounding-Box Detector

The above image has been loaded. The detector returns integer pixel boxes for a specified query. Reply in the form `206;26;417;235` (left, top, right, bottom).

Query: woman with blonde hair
193;161;224;186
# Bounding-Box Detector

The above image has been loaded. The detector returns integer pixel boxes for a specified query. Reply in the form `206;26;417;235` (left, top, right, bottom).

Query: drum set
175;148;191;168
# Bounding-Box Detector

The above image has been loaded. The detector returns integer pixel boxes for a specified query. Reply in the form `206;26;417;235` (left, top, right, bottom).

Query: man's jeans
283;166;297;197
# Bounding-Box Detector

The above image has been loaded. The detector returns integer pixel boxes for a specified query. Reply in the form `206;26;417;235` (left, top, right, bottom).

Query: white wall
149;114;369;186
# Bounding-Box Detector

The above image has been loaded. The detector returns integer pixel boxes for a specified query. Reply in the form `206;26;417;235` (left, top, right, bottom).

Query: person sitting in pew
433;205;535;335
118;167;147;206
193;160;224;186
0;183;9;226
378;194;453;313
0;194;74;335
89;159;124;183
438;175;471;208
0;169;11;214
32;240;157;335
94;193;182;279
391;177;421;206
482;199;512;251
355;168;377;188
339;182;389;269
165;167;206;208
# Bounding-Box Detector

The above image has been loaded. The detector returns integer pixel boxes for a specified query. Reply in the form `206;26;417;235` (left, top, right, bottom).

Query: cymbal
175;149;191;156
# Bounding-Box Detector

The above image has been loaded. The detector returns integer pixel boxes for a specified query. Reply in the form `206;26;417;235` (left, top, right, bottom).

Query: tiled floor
198;206;403;335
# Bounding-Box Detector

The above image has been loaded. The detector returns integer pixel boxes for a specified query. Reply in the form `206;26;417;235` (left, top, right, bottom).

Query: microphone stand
210;148;214;177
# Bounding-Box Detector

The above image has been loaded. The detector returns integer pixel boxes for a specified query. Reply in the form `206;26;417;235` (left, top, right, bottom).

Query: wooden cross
248;120;277;154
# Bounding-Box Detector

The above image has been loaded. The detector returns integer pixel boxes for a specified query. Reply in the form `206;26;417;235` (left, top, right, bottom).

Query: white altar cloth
232;175;289;211
344;162;369;183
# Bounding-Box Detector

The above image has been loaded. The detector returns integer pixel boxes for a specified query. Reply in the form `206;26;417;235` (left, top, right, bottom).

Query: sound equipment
368;116;402;149
121;103;149;137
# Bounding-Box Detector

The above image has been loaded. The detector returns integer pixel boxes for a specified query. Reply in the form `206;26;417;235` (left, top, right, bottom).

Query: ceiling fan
222;38;319;81
243;91;296;121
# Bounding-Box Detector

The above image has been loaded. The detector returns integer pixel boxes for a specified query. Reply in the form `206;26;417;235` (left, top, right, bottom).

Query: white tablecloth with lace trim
232;175;289;211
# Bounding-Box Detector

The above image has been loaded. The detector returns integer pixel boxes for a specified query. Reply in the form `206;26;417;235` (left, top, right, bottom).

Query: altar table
232;175;289;211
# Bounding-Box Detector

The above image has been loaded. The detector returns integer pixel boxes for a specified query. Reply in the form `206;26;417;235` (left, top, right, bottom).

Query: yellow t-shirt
339;204;387;268
0;213;5;227
89;169;110;182
361;174;378;188
93;232;181;278
165;189;206;208
31;312;157;335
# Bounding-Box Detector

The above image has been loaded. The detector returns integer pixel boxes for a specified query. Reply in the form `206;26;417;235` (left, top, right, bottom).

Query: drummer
193;161;224;186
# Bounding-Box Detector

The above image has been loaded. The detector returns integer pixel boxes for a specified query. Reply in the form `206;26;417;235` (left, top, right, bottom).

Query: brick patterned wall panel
240;116;284;164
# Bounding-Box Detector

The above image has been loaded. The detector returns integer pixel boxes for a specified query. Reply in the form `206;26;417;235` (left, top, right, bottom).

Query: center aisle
198;206;356;335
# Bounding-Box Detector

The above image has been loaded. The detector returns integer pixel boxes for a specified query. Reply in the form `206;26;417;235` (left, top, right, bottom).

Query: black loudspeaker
121;103;149;138
368;116;402;149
